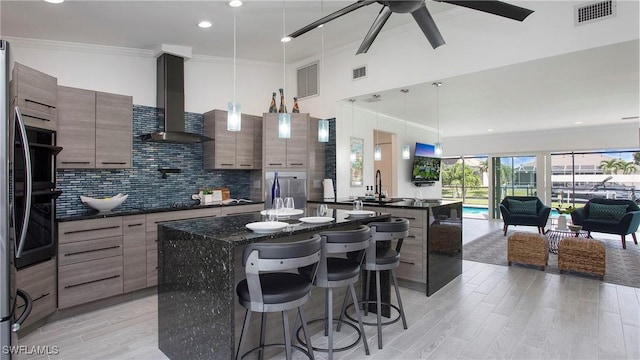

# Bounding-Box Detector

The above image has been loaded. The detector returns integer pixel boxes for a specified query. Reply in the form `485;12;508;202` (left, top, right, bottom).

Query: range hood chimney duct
141;53;212;143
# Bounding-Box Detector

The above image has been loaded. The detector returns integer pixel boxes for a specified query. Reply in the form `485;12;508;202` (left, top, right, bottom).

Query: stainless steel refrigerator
264;171;307;210
1;40;33;360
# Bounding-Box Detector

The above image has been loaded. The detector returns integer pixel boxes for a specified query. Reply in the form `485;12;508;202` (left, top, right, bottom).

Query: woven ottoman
558;237;605;280
507;232;549;270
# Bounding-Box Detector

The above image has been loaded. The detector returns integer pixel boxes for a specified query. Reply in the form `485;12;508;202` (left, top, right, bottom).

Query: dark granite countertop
159;208;390;246
309;198;461;209
56;200;264;222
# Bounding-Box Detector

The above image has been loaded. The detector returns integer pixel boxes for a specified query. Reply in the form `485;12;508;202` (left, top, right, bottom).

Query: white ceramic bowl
568;224;582;232
80;193;128;212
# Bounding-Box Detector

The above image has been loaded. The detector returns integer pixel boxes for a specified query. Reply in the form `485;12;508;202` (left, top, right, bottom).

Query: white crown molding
4;36;153;58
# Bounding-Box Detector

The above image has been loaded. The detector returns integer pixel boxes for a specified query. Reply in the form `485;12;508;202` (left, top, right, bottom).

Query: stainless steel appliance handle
14;107;32;259
12;289;32;332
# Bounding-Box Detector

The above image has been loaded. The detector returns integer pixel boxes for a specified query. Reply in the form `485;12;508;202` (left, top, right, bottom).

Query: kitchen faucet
375;170;383;199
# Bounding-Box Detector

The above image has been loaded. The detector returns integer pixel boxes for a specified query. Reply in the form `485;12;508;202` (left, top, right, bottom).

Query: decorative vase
268;92;277;113
271;171;280;206
278;88;287;113
292;97;300;113
557;214;568;230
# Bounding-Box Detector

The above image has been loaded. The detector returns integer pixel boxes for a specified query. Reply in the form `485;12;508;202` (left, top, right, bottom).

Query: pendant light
400;88;410;160
227;4;241;131
349;99;356;162
317;1;329;143
433;82;443;156
278;0;291;138
374;95;382;161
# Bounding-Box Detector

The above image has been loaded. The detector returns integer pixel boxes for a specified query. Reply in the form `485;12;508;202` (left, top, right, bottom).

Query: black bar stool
235;234;322;360
297;225;371;360
346;218;409;349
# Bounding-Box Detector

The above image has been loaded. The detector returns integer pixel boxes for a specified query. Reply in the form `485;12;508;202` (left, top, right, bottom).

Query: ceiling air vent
352;65;367;81
574;0;616;26
296;62;318;99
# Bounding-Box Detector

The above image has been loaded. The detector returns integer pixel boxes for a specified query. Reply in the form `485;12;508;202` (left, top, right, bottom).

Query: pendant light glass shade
433;82;443;156
434;142;443;156
374;145;382;161
318;119;329;142
278;113;291;138
402;144;411;159
227;102;241;131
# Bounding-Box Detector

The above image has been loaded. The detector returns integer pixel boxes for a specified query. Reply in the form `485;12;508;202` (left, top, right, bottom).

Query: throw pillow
588;203;628;221
507;199;537;215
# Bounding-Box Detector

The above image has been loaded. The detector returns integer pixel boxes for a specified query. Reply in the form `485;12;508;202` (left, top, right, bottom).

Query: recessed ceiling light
281;36;292;43
575;121;583;124
487;129;494;132
228;0;243;7
198;21;213;29
44;0;64;3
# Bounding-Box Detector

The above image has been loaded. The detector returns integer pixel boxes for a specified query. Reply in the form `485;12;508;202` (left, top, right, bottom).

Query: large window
442;156;489;218
550;150;640;209
492;155;537;218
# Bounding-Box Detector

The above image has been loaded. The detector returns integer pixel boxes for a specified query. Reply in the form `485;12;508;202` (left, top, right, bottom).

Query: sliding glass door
492;155;537;218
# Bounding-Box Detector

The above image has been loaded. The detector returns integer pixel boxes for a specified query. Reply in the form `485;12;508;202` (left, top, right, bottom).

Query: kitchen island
156;209;391;360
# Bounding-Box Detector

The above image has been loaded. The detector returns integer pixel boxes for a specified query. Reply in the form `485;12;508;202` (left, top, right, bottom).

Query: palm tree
620;161;637;174
441;162;481;199
633;152;640;166
600;159;623;174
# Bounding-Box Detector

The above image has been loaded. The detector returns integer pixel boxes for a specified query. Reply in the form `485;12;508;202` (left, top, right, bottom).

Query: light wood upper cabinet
57;86;96;168
203;109;262;170
10;63;57;131
95;91;133;168
56;86;132;169
263;113;309;169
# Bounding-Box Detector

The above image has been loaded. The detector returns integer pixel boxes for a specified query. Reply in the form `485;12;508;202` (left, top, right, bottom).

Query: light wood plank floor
17;219;640;360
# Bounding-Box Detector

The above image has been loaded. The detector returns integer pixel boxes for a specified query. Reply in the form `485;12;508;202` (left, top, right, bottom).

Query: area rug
463;229;640;288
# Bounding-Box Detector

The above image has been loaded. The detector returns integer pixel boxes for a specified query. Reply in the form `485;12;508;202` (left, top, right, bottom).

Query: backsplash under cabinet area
56;105;254;217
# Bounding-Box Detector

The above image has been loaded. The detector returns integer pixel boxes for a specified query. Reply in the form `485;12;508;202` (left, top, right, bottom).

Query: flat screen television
411;142;441;183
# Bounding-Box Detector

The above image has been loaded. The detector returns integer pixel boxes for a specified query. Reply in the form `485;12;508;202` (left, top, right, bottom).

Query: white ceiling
1;1;638;138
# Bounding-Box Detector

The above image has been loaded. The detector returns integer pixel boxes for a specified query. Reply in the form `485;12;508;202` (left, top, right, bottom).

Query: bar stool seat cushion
236;273;312;305
299;257;359;282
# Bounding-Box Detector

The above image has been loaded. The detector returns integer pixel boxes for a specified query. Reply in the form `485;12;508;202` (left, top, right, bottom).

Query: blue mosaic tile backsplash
56;105;251;216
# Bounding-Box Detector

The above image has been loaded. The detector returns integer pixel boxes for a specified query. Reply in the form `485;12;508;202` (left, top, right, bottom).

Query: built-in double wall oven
12;109;62;269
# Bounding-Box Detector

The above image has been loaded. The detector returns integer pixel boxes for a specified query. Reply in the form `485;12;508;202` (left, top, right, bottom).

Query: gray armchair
570;198;640;249
499;196;551;236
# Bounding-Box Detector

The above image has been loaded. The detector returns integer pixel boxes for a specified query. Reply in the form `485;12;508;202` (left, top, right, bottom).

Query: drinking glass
353;200;363;211
273;197;284;219
317;204;328;217
284;197;295;212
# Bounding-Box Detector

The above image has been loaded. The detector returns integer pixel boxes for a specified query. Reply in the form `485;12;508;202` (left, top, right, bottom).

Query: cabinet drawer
16;259;57;327
58;217;123;244
59;236;123;266
146;231;158;250
58;256;123;309
123;215;146;236
389;208;424;226
147;249;158;287
402;227;424;247
123;215;147;292
396;244;423;282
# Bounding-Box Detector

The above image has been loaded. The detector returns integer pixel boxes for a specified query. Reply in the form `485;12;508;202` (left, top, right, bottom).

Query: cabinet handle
127;223;144;227
64;245;121;257
25;98;56;109
61;161;91;164
17;292;50;308
268;163;282;166
101;162;127;165
400;260;416;265
221;163;234;166
64;274;121;289
63;225;121;235
240;164;252;167
408;235;416;238
23;114;52;122
289;163;304;166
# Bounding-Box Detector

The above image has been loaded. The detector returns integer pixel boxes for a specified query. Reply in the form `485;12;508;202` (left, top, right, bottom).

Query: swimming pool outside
463;205;560;218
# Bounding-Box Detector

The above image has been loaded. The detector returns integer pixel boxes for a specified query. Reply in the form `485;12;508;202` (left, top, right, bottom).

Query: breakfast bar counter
156;209;390;360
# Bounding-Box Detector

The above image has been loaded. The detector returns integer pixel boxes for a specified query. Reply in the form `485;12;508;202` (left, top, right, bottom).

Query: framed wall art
350;137;364;187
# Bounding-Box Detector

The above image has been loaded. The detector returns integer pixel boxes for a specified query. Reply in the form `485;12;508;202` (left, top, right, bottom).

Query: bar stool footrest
344;301;402;327
239;343;313;360
295;318;362;353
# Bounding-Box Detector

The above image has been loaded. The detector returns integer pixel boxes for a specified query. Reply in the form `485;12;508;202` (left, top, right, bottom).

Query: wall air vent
352;65;367;80
296;62;318;99
574;0;616;26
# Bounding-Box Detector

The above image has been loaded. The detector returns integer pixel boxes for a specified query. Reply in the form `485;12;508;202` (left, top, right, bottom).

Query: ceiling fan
287;0;534;55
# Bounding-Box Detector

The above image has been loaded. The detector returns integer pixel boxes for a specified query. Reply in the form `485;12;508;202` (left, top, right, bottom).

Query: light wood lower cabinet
219;203;264;216
123;215;147;293
58;256;123;309
15;259;57;327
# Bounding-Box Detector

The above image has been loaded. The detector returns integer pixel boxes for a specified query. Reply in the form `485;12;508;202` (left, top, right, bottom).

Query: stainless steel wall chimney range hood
140;53;212;143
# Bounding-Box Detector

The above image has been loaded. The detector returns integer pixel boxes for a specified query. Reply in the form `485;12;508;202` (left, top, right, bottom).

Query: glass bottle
271;171;280;206
278;88;287;113
292;97;300;113
268;92;277;113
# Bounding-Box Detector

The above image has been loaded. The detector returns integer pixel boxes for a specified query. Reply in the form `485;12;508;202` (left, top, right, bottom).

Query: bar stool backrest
242;234;322;308
315;225;371;285
366;218;410;268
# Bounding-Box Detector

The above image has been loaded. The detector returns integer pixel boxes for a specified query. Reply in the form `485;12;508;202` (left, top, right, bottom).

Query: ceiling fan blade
438;0;534;21
356;5;393;54
288;0;377;39
411;3;445;49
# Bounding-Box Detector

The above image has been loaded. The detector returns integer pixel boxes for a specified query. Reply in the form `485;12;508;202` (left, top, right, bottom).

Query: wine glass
273;197;284;219
353;200;363;211
284;197;295;213
317;204;328;217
